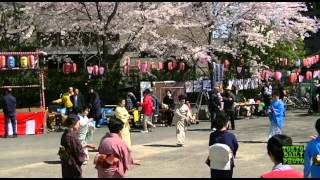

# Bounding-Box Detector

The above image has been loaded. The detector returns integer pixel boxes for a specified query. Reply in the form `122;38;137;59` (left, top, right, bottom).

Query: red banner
0;111;45;137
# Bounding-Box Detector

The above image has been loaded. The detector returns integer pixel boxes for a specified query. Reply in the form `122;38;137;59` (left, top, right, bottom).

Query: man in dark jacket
87;88;102;128
209;87;222;131
70;88;85;114
223;87;236;130
151;90;160;124
1;88;17;138
163;90;175;126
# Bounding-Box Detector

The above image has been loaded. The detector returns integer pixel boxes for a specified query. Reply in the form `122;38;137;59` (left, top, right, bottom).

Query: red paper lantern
140;63;147;74
28;55;35;69
144;61;149;71
274;71;282;81
136;59;141;69
93;65;99;75
306;71;313;80
99;66;105;75
87;66;93;75
289;73;297;84
63;62;71;74
168;62;173;71
223;59;230;69
0;55;6;68
70;63;77;73
158;62;163;70
179;62;185;71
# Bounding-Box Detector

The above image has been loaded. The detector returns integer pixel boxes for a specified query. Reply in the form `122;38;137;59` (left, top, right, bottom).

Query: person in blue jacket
304;118;320;178
268;90;285;139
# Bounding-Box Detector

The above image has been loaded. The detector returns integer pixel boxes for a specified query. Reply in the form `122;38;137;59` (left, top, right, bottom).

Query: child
261;134;303;178
206;112;239;178
304;118;320;178
268;91;285;139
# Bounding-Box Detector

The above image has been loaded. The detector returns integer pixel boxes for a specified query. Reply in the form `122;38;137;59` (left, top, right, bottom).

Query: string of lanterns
86;65;105;79
0;55;36;69
258;54;320;84
122;57;186;75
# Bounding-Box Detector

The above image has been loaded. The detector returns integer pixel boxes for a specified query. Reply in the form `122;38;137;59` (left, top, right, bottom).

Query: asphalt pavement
0;110;318;178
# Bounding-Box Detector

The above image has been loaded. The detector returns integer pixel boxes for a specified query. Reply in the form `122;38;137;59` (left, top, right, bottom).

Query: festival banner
0;111;45;137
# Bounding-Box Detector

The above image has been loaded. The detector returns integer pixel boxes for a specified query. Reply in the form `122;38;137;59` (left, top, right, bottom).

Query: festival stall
0;51;47;137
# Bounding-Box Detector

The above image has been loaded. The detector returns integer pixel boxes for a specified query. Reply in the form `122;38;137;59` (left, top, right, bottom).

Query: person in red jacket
261;134;303;178
139;89;156;133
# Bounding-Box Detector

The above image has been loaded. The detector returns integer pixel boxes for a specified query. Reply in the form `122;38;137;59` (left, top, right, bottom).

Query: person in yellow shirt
52;87;74;114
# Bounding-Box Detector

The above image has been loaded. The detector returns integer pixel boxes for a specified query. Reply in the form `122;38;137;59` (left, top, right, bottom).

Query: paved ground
0;110;318;178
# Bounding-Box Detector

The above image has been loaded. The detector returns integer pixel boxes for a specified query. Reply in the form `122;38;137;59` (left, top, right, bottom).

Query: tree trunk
102;35;108;67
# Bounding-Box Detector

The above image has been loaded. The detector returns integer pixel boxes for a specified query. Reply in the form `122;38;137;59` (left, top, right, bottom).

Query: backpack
209;143;233;170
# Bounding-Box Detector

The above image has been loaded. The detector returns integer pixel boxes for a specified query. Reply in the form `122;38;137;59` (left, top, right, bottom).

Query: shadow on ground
187;128;211;132
238;140;309;144
143;144;178;148
43;160;61;164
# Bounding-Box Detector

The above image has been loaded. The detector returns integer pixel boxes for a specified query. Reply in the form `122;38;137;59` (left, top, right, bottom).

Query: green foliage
261;39;306;70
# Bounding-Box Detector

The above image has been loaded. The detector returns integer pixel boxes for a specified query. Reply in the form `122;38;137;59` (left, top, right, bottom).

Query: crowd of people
2;82;320;178
52;87;103;128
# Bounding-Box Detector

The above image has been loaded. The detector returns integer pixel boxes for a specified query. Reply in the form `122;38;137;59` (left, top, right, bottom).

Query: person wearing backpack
205;111;239;178
150;89;160;125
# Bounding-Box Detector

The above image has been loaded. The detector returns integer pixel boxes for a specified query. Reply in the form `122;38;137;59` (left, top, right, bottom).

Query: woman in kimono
58;114;95;178
94;119;133;178
77;106;95;165
114;98;141;165
173;95;191;147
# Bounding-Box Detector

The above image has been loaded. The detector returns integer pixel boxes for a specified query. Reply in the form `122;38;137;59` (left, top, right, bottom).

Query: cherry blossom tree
3;2;319;70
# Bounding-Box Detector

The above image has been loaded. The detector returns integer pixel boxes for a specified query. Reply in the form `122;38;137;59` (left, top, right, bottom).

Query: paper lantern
179;62;185;71
124;65;129;75
295;59;301;67
299;75;305;82
172;60;177;69
98;66;105;75
313;70;319;79
306;71;313;80
28;55;35;69
63;62;71;74
69;63;77;73
0;56;6;68
7;56;15;68
93;65;99;76
87;66;93;75
144;61;149;71
151;62;156;69
136;59;141;69
289;73;297;84
158;62;163;70
274;71;282;81
223;59;230;69
168;62;173;71
20;56;28;68
140;63;147;74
